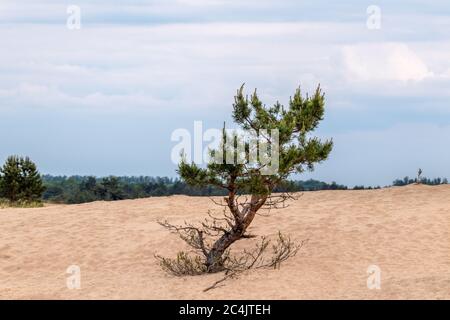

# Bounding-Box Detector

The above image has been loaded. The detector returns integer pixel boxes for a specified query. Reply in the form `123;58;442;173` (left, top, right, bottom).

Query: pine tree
19;157;45;201
0;156;45;202
0;156;22;202
100;176;124;200
159;84;333;274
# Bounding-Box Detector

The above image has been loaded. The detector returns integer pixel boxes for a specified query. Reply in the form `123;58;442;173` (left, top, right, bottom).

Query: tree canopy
0;156;45;203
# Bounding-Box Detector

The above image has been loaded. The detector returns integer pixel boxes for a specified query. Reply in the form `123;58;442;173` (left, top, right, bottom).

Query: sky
0;0;449;186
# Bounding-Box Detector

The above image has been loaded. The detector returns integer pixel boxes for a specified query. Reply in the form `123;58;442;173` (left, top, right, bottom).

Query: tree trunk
205;194;267;272
205;228;243;272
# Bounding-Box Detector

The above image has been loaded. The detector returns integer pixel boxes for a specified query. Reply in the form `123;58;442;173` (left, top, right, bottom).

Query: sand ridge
0;184;449;299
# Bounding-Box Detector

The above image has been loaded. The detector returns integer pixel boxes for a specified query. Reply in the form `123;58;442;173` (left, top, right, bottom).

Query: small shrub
156;251;207;276
0;198;43;209
156;231;305;277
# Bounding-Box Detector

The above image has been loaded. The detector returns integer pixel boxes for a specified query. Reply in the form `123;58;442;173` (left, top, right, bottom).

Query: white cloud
342;43;433;82
0;23;449;114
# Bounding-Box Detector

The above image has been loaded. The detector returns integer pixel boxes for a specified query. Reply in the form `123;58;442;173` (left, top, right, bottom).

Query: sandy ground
0;184;449;300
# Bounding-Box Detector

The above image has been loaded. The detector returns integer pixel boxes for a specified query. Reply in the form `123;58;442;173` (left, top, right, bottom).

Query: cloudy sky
0;0;449;186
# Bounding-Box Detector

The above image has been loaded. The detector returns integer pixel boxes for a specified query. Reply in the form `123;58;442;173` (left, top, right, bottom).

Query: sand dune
0;184;449;299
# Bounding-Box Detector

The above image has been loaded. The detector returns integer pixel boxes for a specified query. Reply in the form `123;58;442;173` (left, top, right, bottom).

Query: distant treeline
41;174;448;204
393;176;448;186
42;175;349;204
4;154;447;206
